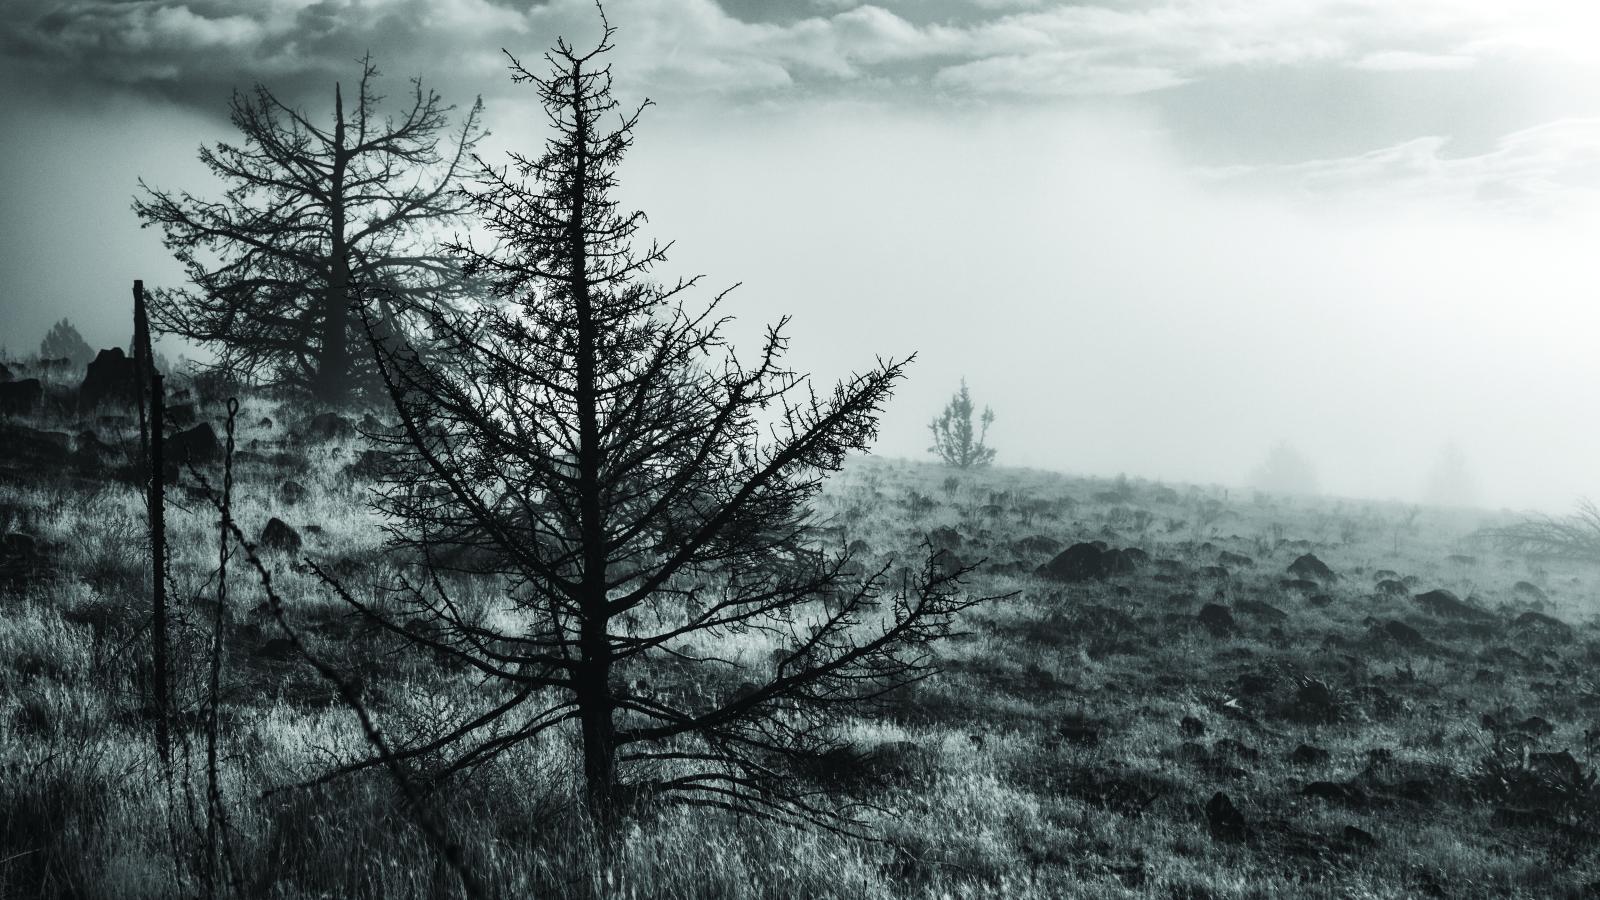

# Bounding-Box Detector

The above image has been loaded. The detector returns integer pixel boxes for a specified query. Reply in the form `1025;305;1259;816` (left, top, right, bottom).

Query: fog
6;1;1600;512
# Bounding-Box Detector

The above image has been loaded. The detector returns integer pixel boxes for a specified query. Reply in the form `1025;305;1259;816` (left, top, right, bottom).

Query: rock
1288;553;1337;582
1413;589;1495;622
1512;581;1547;603
259;518;302;555
1376;620;1426;648
279;481;308;505
1303;781;1368;808
1289;744;1330;766
0;532;47;588
1037;543;1108;582
1235;599;1287;622
931;548;966;574
1101;547;1143;575
1340;825;1377;848
1373;569;1400;581
0;362;11;381
306;412;354;440
1307;594;1333;608
1197;603;1234;635
78;348;139;409
927;526;962;552
0;424;69;465
1199;565;1230;579
166;423;221;467
1180;715;1206;739
347;449;400;480
1218;551;1253;568
1375;579;1409;597
1213;738;1261;763
165;403;196;428
1512;610;1573;640
257;417;274;430
846;539;873;556
0;378;43;416
1205;791;1247;841
1057;719;1100;747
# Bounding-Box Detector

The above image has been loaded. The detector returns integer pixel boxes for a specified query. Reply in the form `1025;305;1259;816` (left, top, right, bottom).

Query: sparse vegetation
929;378;996;470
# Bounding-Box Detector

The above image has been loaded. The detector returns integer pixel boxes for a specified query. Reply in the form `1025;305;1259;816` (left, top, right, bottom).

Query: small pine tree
929;378;996;469
39;318;94;365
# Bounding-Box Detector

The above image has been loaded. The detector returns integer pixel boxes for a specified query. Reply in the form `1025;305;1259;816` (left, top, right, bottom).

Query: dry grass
3;382;1600;898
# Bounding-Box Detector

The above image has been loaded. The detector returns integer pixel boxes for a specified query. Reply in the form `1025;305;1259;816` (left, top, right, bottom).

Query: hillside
3;362;1600;899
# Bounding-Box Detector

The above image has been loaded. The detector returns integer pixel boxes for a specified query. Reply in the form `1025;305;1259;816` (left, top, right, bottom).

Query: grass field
4;366;1600;899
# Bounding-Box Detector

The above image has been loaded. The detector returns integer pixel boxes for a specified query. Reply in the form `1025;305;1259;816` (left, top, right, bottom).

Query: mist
7;3;1600;512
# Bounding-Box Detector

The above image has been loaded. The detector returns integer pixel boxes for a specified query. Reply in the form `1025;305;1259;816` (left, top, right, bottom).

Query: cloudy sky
7;0;1600;510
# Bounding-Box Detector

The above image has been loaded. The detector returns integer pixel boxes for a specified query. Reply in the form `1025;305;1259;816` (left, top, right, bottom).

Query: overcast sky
6;0;1600;511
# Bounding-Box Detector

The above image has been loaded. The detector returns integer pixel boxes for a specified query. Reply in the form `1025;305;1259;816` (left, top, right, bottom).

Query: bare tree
325;17;987;833
134;56;485;404
928;378;996;469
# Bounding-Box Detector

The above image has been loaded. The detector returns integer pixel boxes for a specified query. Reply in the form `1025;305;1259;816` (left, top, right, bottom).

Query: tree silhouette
928;378;996;469
38;318;93;365
134;56;485;404
1250;440;1319;496
325;17;986;833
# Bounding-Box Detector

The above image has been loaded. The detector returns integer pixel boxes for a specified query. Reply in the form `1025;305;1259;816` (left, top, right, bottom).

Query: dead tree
330;17;987;833
134;56;485;404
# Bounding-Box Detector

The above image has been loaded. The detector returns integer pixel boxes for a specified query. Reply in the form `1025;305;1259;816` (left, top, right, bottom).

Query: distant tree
928;378;996;469
134;55;485;405
39;318;93;365
324;19;985;833
1424;443;1480;508
1250;441;1319;496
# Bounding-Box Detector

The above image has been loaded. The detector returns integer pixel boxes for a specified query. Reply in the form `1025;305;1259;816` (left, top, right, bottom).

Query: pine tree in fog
929;378;996;469
331;17;984;831
38;318;93;366
134;57;484;404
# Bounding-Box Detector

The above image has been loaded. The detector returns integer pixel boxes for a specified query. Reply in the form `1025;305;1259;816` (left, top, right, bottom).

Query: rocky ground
3;354;1600;898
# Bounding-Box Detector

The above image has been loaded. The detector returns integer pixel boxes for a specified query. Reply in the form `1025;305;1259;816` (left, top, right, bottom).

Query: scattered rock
1512;581;1548;603
166;423;221;468
0;378;43;416
1413;589;1495;622
1235;599;1287;622
280;481;308;505
78;348;139;409
1289;744;1330;766
1303;780;1369;808
1375;579;1409;597
1205;791;1248;841
1037;543;1110;582
1197;603;1234;636
1288;553;1337;582
259;518;302;555
1512;610;1573;641
1375;620;1426;648
305;412;354;440
927;526;962;552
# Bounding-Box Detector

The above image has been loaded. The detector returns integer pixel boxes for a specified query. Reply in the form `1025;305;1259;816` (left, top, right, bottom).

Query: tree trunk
314;82;353;406
567;57;619;831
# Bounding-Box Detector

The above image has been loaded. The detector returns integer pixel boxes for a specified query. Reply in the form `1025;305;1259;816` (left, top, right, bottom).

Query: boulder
0;379;43;416
1512;610;1573;641
1512;581;1547;603
259;518;302;555
166;423;221;468
1036;542;1108;582
78;348;139;409
1197;603;1234;635
305;412;354;440
1205;791;1247;841
1288;553;1337;582
1413;589;1495;622
279;481;308;505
